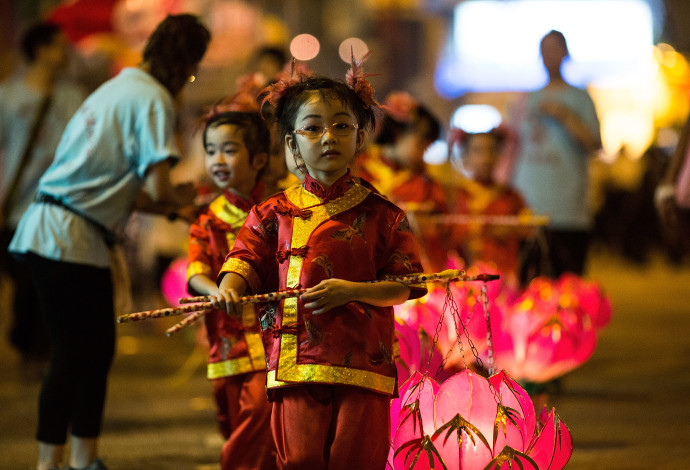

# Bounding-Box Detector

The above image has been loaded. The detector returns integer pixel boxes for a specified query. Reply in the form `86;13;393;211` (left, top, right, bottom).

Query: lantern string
481;284;495;376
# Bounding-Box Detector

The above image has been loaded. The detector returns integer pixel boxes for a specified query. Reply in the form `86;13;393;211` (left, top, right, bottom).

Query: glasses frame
291;122;359;140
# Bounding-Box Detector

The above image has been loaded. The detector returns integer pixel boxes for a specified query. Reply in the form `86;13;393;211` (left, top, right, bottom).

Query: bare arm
300;279;411;315
540;102;601;153
188;274;219;297
134;160;199;221
210;272;248;316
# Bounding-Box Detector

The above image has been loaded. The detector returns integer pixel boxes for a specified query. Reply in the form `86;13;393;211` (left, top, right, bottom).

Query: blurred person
448;127;531;283
512;30;601;278
352;91;448;271
8;14;210;470
0;21;86;375
187;104;276;470
252;46;287;86
656;115;690;257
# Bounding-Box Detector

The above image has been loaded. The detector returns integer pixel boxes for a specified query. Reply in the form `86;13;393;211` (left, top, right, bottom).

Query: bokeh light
451;104;503;133
290;34;320;61
338;37;369;63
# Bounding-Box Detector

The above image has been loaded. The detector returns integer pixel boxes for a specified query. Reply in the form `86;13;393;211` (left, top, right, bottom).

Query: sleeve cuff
219;258;260;292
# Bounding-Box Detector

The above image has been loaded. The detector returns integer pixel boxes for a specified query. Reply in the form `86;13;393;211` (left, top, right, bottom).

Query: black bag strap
2;93;53;218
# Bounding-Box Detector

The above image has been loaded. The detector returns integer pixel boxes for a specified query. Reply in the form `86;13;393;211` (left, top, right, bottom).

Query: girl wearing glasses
211;59;427;469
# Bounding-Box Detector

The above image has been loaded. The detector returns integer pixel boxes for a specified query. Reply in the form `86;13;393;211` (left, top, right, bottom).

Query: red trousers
271;385;391;470
212;372;276;470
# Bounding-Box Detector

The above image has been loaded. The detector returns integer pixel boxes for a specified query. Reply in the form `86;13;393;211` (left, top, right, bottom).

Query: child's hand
210;288;243;317
301;279;358;315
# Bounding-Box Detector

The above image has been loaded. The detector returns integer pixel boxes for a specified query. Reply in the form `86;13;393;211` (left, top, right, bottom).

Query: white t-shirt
512;85;601;230
10;67;180;267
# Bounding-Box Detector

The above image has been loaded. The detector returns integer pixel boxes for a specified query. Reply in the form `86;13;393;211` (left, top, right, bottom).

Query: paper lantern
160;257;189;307
395;316;445;386
391;370;572;470
557;273;612;329
490;277;598;383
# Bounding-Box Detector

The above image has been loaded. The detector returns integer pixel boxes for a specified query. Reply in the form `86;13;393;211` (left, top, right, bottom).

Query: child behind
187;106;276;470
212;62;427;470
352;91;448;271
449;127;530;282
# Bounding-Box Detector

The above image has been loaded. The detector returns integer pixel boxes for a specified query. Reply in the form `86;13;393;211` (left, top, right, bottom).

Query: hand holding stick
117;270;500;329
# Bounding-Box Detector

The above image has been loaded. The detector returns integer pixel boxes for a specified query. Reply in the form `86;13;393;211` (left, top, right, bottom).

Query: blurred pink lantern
161;257;189;307
395;319;444;385
557;273;612;329
391;370;572;469
491;277;598;383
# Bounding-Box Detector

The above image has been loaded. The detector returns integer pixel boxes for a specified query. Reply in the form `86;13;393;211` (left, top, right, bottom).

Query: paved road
1;249;689;469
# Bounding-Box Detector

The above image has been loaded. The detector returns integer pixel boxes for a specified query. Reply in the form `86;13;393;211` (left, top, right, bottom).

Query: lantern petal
527;408;573;470
489;371;536;451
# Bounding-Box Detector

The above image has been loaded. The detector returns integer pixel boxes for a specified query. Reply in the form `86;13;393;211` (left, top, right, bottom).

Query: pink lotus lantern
395;319;444;385
490;277;598;383
391;370;572;470
557;273;612;329
160;257;190;307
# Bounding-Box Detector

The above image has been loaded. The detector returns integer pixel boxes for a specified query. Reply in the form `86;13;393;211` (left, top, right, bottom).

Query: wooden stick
418;214;550;227
117;270;500;324
117;288;307;323
165;309;210;337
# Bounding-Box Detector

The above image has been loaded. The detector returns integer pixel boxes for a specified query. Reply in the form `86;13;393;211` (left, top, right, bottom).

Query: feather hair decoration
383;90;418;123
345;48;383;119
259;58;312;115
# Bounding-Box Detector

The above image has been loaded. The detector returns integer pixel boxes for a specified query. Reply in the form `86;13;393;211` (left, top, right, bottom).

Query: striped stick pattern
117;270;499;325
165;309;211;337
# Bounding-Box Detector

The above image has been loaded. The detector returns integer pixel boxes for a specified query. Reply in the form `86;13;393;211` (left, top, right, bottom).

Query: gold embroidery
187;261;211;281
220;258;260;292
241;304;266;369
267;365;396;395
207;357;265;379
210;194;250;229
277;183;376;387
225;232;238;250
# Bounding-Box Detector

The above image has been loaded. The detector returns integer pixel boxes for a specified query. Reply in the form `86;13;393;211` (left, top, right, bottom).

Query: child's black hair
459;130;507;153
376;104;440;145
20;21;61;63
273;76;376;144
203;111;270;180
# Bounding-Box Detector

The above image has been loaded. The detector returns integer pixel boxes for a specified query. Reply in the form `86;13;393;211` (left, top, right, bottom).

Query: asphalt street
1;248;689;469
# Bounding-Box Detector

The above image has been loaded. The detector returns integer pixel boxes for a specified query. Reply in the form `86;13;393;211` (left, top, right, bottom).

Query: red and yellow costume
353;146;449;271
451;178;529;276
187;184;276;470
219;171;426;469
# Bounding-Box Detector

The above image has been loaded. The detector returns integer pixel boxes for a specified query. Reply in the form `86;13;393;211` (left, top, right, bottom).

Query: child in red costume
353;91;448;271
449;127;531;282
212;59;427;470
187;107;276;470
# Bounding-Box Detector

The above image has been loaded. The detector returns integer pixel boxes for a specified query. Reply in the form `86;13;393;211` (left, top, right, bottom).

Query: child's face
285;93;363;184
463;134;499;183
205;123;263;196
391;123;432;173
285;141;306;182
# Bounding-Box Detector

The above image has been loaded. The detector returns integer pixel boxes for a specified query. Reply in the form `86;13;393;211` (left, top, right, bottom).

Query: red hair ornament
345;48;384;120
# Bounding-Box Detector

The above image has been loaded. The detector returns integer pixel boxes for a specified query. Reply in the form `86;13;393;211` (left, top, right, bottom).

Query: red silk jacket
187;185;267;379
219;172;427;396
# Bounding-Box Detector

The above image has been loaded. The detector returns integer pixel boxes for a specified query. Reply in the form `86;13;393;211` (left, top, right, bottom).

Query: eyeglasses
292;122;359;139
